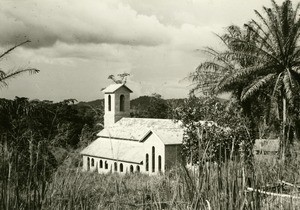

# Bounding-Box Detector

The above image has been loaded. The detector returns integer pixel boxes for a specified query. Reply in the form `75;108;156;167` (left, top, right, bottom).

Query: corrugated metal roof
80;137;144;163
152;129;183;145
98;118;183;144
102;84;133;93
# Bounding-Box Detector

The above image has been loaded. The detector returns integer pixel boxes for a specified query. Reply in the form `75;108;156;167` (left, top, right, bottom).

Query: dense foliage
190;0;300;159
130;94;176;119
0;97;103;190
0;97;103;148
174;96;251;164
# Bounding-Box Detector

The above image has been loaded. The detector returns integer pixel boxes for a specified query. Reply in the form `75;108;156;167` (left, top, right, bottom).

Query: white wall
82;155;142;174
82;133;181;175
142;133;165;175
82;155;88;171
104;86;131;127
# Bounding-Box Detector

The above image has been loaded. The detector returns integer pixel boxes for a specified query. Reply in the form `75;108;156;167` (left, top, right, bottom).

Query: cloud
1;0;287;102
26;42;127;62
0;0;171;48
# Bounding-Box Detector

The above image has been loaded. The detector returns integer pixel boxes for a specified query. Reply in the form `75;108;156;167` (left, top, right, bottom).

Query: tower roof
102;84;133;93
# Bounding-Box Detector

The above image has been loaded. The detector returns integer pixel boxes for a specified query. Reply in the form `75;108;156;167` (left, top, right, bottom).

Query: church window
100;160;103;168
136;165;140;172
87;157;90;170
114;162;118;171
91;158;94;167
158;155;162;172
130;165;134;173
105;161;108;169
120;95;125;111
120;163;123;172
152;147;155;172
145;154;149;171
108;95;111;111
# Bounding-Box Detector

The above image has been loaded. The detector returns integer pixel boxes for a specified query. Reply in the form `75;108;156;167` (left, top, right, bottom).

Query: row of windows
87;158;108;169
145;146;162;172
87;157;140;173
108;94;125;112
114;162;140;173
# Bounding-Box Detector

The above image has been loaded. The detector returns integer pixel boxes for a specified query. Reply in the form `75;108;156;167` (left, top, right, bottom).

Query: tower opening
108;95;111;111
152;146;155;172
120;94;125;111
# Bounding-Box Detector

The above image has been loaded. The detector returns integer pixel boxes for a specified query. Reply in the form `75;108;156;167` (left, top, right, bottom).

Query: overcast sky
0;0;286;101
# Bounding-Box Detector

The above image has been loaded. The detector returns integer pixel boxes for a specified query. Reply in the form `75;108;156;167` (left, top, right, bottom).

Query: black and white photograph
1;0;300;209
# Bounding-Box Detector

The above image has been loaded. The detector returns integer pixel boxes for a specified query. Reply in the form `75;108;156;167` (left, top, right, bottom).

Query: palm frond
292;2;300;22
202;47;236;70
241;73;276;101
196;61;227;73
290;69;300;84
0;40;30;60
0;68;40;85
190;61;231;94
261;7;285;58
227;36;281;64
0;70;5;78
286;69;300;102
219;51;260;64
270;0;280;14
246;21;277;56
215;25;242;49
0;80;8;88
216;65;275;93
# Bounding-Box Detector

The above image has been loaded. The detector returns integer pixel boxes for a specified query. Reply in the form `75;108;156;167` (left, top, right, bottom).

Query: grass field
1;148;300;210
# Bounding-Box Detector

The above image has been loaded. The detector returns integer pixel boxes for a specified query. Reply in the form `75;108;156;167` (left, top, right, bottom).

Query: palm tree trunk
281;97;287;160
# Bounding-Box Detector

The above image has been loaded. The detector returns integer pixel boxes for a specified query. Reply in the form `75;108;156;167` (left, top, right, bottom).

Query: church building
80;84;183;175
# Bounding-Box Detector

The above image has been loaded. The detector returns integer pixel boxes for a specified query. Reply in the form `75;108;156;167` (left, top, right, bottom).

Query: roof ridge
102;83;133;93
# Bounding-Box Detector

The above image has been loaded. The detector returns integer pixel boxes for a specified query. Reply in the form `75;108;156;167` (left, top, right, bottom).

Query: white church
80;84;184;175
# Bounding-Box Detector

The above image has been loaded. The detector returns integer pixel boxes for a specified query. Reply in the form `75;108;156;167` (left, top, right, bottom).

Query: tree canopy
173;96;251;163
190;0;300;158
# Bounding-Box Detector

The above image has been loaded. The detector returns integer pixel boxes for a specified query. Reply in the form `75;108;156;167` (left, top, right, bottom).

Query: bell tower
102;84;132;128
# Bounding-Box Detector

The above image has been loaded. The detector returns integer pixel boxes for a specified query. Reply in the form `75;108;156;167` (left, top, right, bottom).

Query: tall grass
1;142;300;209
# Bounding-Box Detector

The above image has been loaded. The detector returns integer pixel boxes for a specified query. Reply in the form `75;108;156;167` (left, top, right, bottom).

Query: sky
0;0;286;102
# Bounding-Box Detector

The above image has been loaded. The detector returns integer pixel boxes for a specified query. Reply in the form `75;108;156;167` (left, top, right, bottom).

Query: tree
190;25;262;161
0;97;58;189
173;96;251;164
189;25;258;96
0;96;103;195
107;73;130;84
130;93;171;119
0;40;39;88
191;0;300;159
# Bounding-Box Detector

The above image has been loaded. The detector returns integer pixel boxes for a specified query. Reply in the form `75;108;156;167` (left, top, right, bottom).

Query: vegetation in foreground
2;148;300;210
2;0;300;209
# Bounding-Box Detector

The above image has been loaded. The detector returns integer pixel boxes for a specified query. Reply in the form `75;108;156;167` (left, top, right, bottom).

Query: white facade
103;84;131;128
81;84;183;175
142;132;165;174
82;155;142;174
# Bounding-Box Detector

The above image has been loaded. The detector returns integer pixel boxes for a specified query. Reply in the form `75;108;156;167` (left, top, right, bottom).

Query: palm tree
190;25;258;96
0;40;39;88
192;0;300;159
190;25;264;162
